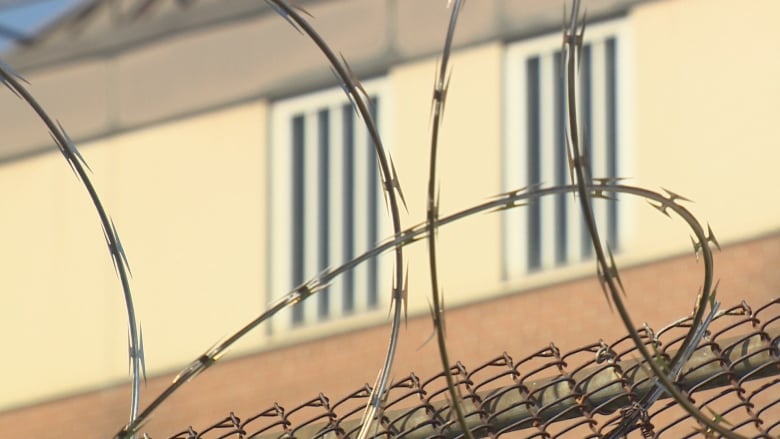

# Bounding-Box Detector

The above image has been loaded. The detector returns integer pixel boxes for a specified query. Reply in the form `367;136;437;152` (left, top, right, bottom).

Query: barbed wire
156;296;779;439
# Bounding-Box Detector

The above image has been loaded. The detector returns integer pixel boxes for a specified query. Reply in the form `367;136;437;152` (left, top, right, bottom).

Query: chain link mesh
160;297;779;439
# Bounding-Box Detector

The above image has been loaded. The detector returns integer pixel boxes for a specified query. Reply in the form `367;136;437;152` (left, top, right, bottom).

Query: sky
0;0;83;53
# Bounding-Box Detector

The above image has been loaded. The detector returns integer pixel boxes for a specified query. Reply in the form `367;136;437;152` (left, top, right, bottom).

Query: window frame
268;78;392;330
502;19;634;281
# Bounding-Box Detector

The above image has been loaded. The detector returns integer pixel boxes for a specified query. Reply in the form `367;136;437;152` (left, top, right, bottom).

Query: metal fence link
161;297;780;438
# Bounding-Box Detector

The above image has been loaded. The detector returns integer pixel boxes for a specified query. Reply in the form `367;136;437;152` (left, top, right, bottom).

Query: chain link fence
158;297;779;438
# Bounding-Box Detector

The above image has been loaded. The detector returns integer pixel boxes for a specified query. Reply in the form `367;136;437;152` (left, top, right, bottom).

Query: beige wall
0;0;778;417
629;0;780;260
0;100;267;409
390;43;504;313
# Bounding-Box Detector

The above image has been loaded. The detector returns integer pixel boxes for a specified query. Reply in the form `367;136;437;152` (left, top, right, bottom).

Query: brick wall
0;232;777;438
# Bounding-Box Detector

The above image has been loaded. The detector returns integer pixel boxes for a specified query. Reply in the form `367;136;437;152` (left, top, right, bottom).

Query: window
502;20;631;280
269;79;391;328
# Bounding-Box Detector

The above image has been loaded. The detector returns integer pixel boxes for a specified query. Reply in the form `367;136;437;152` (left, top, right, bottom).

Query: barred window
502;20;631;279
269;80;391;328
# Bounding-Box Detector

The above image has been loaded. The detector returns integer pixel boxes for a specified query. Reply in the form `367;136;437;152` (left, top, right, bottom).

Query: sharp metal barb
596;262;614;312
607;245;625;295
57;120;93;173
647;199;672;218
491;182;544;203
560;3;567;76
110;217;132;276
0;57;28;85
402;269;409;328
431;66;452;122
691;235;702;261
706;223;721;250
49;132;80;178
100;221;122;277
661;187;692;203
433;183;441;223
139;326;147;385
490;199;527;213
439;288;447;338
330;66;357;112
340;53;368;103
428;62;439;123
265;0;302;34
288;0;312;18
388;156;407;212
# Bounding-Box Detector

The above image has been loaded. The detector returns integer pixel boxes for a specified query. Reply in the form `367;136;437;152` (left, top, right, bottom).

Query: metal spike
139;325;147;385
100;221;121;276
439;288;447;338
313;267;333;294
490;199;527;213
428;61;439;123
288;0;313;18
110;218;132;276
402;269;409;328
0;57;29;85
49;132;80;178
0;61;25;99
647;199;671;218
265;0;303;34
661;187;692;203
340;53;369;103
607;245;625;295
432;66;452;121
399;228;418;246
57;121;93;173
709;279;720;310
592;176;626;186
642;322;658;350
706;223;721;250
389;156;408;212
578;8;587;50
567;0;578;38
433;183;441;222
596;262;614;312
127;330;133;375
330;66;357;112
590;187;615;200
691;235;702;261
295;284;313;303
388;267;399;320
560;3;567;78
491;182;542;202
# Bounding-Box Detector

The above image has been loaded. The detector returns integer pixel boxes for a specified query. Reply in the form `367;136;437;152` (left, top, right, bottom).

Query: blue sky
0;0;83;53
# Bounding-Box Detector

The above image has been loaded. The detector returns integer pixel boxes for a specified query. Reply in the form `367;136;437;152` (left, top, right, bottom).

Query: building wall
0;232;776;438
631;0;780;258
0;0;777;433
0;101;269;408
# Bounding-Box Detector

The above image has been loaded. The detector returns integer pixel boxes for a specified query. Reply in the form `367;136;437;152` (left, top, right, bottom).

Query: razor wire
157;296;779;439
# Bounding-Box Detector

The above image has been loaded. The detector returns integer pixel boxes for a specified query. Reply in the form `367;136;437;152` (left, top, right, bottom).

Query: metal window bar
288;95;384;325
506;35;621;277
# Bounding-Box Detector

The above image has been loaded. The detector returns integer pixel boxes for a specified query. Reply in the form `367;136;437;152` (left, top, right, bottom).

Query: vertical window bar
317;109;330;319
342;104;355;313
526;57;541;271
367;97;380;308
605;37;619;250
291;115;305;325
579;44;594;259
553;51;567;265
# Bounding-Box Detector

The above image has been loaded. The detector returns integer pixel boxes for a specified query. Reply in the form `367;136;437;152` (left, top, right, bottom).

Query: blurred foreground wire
162;297;779;439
